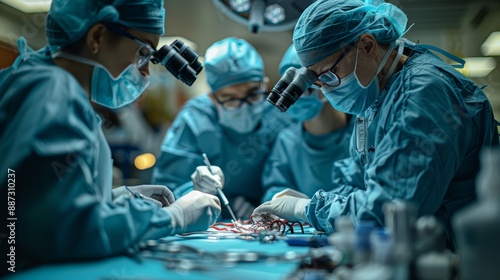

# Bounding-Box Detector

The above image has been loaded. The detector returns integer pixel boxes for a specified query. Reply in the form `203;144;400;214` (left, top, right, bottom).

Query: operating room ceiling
162;0;498;45
161;0;500;83
390;0;494;32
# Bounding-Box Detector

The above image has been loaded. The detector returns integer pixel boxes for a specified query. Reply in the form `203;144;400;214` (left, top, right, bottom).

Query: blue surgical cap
293;0;407;67
46;0;165;50
204;37;265;93
279;44;302;76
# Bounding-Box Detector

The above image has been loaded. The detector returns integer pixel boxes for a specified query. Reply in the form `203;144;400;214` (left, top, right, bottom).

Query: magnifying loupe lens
267;67;297;106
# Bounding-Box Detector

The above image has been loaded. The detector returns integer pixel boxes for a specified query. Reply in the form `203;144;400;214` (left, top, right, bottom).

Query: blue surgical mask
322;41;403;115
52;52;149;109
217;101;265;133
286;90;325;122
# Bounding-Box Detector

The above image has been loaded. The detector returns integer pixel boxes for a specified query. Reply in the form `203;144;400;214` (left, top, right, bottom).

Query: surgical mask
52;52;149;109
286;90;326;122
322;41;404;115
217;100;265;133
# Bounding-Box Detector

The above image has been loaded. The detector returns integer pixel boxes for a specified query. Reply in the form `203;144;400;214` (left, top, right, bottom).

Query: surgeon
0;0;221;268
253;0;499;250
261;44;353;202
152;37;293;220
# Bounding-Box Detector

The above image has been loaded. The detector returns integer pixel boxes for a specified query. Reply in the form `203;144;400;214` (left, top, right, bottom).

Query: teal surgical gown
304;45;500;249
0;42;177;267
151;95;293;219
261;117;354;202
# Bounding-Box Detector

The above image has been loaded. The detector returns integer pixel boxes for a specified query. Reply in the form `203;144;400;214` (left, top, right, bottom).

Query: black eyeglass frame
104;23;156;69
312;44;355;89
212;88;268;109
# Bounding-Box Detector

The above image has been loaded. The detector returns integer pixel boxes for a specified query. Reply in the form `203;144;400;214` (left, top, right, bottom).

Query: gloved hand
163;190;221;234
253;197;311;222
233;196;255;220
191;165;224;195
272;188;309;200
112;185;175;207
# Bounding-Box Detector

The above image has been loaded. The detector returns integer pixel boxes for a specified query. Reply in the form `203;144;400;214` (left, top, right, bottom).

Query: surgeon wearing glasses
0;0;221;268
261;44;354;203
253;0;499;251
152;37;293;220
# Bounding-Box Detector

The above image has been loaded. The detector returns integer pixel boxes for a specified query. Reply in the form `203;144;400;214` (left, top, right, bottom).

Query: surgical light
264;4;285;24
0;0;51;13
481;31;500;56
457;57;497;78
248;0;265;33
229;0;250;13
212;0;316;33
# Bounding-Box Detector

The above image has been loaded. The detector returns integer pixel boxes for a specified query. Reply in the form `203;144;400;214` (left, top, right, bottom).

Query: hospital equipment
152;39;203;86
138;238;308;272
266;67;317;112
453;148;500;280
212;0;316;33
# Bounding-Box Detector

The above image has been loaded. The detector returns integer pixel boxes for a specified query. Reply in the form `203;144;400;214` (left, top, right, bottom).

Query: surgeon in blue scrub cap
0;0;220;268
261;44;353;202
254;0;499;250
152;37;293;220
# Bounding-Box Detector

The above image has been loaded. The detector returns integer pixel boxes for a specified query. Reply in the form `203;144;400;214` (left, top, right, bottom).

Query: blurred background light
134;153;156;170
264;4;285;24
457;57;497;78
229;0;250;13
0;0;51;13
481;31;500;56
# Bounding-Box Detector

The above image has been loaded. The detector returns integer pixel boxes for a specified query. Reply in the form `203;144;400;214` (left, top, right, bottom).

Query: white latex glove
253;197;311;222
112;185;175;207
163;190;221;234
272;188;309;200
233;196;255;220
191;165;224;195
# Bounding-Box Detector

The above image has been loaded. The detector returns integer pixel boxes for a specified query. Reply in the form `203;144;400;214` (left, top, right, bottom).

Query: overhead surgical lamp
0;0;51;13
212;0;316;33
481;31;500;56
456;57;497;78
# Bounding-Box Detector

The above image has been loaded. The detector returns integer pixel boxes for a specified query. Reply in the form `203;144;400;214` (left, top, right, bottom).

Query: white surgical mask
52;52;149;109
217;101;265;133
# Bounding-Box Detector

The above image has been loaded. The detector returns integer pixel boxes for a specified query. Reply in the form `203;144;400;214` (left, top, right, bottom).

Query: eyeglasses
213;88;268;109
105;24;156;69
312;44;355;89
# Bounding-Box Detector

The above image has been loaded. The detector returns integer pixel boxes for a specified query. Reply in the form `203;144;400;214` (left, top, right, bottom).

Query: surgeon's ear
86;23;106;55
359;34;378;59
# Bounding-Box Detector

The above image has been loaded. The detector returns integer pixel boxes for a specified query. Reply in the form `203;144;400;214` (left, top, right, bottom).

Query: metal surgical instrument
202;153;238;222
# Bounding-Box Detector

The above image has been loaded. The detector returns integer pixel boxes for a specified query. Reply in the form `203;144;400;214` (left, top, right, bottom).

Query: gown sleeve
306;64;482;233
6;71;178;263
